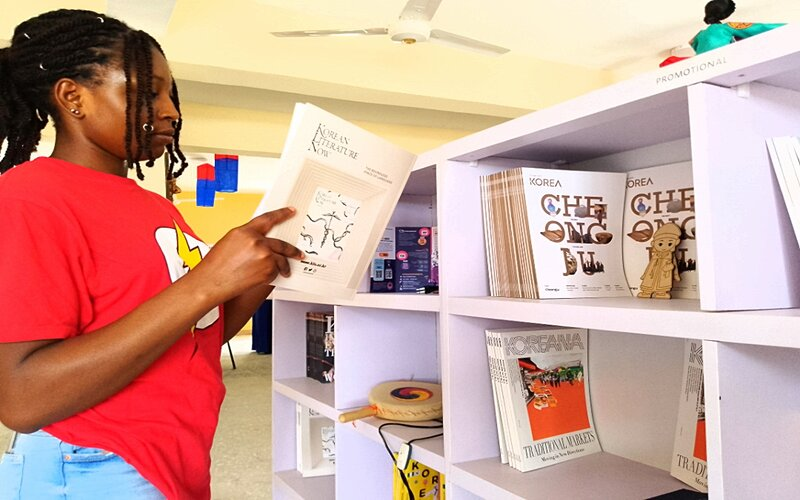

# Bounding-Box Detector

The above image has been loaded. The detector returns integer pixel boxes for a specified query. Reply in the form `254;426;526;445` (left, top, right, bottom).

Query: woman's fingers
266;236;304;261
247;207;297;234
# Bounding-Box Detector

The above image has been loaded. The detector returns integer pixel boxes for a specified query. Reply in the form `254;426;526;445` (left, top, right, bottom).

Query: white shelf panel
449;296;800;349
340;416;445;473
272;289;440;312
449;452;689;500
274;378;337;421
441;24;800;165
274;470;335;500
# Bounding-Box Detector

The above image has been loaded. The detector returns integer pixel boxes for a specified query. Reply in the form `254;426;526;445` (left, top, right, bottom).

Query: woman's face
80;47;179;173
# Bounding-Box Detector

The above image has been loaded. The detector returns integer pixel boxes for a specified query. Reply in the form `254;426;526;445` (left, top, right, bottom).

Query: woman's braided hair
0;9;188;180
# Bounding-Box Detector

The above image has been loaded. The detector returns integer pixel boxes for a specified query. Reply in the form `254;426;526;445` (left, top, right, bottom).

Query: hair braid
1;8;190;180
167;80;189;180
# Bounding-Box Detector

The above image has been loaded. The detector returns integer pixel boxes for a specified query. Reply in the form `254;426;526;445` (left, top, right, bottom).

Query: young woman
0;9;302;499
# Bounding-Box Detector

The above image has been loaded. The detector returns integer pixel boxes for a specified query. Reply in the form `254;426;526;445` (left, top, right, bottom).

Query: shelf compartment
449;296;800;349
274;377;337;421
274;470;335;500
449;452;690;500
339;416;445;474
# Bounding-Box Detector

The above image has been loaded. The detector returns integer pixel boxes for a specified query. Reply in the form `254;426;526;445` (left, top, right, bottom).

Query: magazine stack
485;325;601;472
480;167;630;299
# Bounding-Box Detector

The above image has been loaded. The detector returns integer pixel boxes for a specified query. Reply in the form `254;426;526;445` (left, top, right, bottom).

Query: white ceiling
3;1;798;126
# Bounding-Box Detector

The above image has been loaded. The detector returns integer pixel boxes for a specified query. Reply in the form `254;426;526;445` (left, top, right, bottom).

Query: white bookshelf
272;24;800;499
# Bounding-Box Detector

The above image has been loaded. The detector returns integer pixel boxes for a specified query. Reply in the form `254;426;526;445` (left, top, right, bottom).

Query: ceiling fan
270;0;509;56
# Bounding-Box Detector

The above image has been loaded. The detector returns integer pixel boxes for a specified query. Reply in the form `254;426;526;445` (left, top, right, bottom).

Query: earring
69;108;80;115
142;123;154;132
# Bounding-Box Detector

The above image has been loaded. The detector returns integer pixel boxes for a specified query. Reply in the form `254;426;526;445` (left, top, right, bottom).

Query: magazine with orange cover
488;326;601;472
670;339;708;492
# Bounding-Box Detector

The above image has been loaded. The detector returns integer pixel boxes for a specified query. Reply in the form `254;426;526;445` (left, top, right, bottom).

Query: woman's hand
191;207;304;304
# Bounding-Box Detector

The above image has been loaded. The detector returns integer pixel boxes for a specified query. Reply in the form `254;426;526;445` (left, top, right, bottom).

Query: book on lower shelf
485;326;601;472
306;311;335;383
669;339;708;493
480;167;630;299
622;161;698;299
253;102;417;299
766;136;800;248
296;403;336;477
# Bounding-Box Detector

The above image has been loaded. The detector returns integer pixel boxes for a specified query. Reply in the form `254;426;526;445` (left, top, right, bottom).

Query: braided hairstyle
704;0;736;25
0;9;188;180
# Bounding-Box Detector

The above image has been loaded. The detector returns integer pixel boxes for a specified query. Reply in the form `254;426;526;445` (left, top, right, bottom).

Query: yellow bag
392;453;445;500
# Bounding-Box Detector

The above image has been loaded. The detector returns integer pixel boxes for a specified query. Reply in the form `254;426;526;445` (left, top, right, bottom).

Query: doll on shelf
690;0;785;55
638;223;682;299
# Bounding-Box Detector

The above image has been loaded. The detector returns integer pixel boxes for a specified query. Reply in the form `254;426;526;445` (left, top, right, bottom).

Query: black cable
377;421;444;500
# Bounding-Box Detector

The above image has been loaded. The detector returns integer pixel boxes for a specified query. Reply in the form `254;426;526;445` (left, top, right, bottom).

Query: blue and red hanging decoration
214;154;239;193
196;162;216;207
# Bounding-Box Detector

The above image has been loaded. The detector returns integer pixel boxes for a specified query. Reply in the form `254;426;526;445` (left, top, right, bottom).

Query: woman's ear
52;78;85;118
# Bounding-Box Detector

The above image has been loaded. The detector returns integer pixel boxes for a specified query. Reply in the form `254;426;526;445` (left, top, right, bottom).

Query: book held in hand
254;103;417;299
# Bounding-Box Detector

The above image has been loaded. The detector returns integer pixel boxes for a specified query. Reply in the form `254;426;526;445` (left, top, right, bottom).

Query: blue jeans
0;430;164;499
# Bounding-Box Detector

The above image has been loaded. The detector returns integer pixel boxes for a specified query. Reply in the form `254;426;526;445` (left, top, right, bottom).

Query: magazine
622;161;698;299
487;326;601;472
253;103;417;299
670;339;708;493
484;331;509;465
766;136;800;249
480;167;630;299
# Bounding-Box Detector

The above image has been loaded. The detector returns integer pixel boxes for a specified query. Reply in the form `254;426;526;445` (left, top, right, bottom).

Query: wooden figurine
638;222;682;299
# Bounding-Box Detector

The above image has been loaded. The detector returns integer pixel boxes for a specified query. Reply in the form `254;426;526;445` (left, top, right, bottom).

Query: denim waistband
11;430;114;459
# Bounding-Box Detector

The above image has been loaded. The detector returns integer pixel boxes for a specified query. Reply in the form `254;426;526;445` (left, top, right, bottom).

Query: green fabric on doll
690;22;785;55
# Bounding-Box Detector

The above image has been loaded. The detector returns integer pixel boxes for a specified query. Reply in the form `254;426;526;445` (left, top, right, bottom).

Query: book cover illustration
296;403;336;478
253;103;416;299
395;227;433;292
623;162;698;299
670;339;708;493
300;188;361;262
392;455;445;500
522;168;630;298
489;326;601;472
306;311;335;383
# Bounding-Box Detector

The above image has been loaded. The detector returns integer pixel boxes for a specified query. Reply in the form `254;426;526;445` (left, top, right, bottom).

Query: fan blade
429;29;509;56
272;27;388;37
399;0;442;22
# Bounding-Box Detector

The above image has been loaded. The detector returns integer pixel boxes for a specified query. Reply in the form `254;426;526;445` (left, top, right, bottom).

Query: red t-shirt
0;157;226;499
